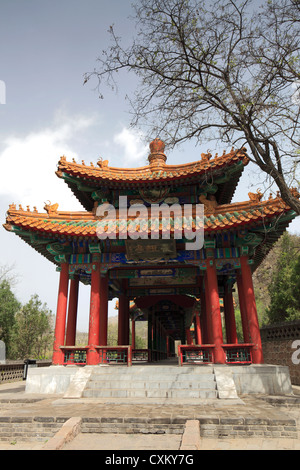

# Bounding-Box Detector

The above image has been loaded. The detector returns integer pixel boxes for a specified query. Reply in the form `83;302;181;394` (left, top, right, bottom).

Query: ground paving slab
0;381;299;450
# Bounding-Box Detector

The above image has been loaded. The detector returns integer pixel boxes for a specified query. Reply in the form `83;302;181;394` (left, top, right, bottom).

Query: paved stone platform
0;381;299;450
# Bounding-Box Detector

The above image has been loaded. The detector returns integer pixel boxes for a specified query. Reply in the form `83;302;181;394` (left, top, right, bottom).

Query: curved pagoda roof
3;138;299;282
56;138;249;211
4;190;297;272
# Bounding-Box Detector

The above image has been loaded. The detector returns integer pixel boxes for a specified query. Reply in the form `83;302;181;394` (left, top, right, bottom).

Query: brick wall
261;321;300;386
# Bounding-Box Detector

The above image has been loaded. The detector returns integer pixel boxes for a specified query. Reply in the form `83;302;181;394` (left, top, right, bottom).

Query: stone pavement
0;381;299;450
63;432;300;450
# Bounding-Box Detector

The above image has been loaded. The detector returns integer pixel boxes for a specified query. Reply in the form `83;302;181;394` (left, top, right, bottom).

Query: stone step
86;380;216;390
91;366;214;375
81;364;219;400
87;374;215;383
82;388;218;399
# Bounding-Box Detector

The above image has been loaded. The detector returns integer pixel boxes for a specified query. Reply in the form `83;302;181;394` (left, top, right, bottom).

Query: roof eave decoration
3;190;298;275
4;191;297;242
56;143;249;186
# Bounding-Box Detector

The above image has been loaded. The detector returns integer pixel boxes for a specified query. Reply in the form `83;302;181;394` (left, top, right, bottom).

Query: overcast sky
0;1;299;332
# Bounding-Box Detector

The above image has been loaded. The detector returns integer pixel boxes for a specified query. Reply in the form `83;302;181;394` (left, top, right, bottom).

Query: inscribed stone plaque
0;340;6;364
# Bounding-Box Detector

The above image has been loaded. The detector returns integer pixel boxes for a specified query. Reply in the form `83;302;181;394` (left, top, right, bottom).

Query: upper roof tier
56;138;249;210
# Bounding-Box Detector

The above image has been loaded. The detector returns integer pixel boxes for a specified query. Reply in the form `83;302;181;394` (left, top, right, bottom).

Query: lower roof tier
3;193;298;276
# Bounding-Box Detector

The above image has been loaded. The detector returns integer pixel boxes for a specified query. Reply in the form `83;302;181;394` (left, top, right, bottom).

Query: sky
0;0;299;332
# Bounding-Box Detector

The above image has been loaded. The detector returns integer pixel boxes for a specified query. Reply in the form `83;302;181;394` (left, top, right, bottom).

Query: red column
224;286;238;344
200;289;209;344
186;327;193;345
166;336;170;357
99;274;108;346
195;313;202;345
87;265;101;365
65;276;79;346
240;256;264;364
204;276;214;345
236;274;250;343
205;261;226;363
52;263;69;365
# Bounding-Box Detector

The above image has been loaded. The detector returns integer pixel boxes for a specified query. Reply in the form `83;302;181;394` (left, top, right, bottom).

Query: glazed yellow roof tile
56;147;249;184
3;195;292;238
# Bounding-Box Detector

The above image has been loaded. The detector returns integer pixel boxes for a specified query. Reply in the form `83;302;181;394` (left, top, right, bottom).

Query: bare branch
86;0;300;213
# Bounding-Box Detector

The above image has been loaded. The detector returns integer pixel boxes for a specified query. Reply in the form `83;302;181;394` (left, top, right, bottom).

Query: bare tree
0;263;19;287
85;0;300;213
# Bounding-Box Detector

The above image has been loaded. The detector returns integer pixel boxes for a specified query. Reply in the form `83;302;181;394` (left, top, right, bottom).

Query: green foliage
9;294;53;360
232;232;300;329
0;280;21;357
266;233;300;323
232;306;244;342
107;317;147;348
0;264;55;360
75;318;148;349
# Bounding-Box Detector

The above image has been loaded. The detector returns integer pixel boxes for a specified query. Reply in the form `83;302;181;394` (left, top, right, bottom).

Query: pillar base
52;349;65;366
86;347;99;365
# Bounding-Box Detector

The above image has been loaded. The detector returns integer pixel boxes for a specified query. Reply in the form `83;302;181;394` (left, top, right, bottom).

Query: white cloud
0;117;151;215
0;112;94;211
113;127;148;166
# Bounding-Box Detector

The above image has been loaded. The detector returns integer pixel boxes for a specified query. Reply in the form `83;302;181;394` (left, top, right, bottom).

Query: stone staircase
81;364;219;400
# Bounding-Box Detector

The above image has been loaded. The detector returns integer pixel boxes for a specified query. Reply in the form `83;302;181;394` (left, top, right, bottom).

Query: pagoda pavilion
4;139;299;366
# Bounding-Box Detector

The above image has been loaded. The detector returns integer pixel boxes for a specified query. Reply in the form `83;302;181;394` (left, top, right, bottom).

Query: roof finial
148;138;167;167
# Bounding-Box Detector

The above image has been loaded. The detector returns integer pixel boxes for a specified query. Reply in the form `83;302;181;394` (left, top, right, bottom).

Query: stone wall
261;321;300;386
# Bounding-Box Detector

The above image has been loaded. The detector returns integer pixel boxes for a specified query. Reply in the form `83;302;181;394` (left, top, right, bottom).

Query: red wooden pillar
240;256;264;364
204;275;214;344
118;296;124;345
224;285;238;344
205;261;226;364
236;274;250;343
200;289;209;344
87;264;101;365
195;312;202;345
99;274;108;346
52;263;69;365
186;327;193;345
166;335;170;357
65;275;79;346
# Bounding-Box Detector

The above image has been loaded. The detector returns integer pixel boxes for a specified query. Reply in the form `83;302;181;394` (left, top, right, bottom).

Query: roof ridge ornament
44;201;59;215
97;156;109;169
148;138;167;168
248;189;263;204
